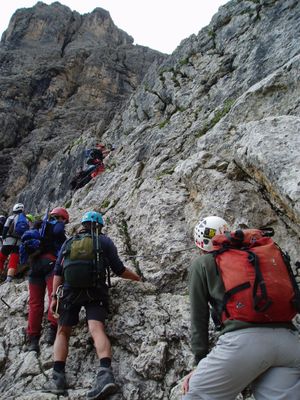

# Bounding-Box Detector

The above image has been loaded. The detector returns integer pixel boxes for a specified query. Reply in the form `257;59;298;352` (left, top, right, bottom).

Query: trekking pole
40;203;50;238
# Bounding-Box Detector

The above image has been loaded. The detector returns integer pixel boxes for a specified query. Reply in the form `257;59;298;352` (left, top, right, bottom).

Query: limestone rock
0;1;300;399
0;2;165;211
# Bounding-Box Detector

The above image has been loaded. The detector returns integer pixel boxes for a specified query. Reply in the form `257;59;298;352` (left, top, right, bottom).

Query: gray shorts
184;327;300;400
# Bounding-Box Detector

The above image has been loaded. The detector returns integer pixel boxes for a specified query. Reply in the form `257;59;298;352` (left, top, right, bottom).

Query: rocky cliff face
0;0;300;399
0;1;165;210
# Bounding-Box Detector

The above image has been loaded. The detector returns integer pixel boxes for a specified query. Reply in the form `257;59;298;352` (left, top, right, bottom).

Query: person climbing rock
26;207;69;352
70;165;97;190
0;203;29;282
182;216;300;400
86;144;104;165
43;211;141;398
26;214;35;229
70;143;112;191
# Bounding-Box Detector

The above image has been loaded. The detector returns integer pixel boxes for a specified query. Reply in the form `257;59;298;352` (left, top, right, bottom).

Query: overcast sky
0;1;230;54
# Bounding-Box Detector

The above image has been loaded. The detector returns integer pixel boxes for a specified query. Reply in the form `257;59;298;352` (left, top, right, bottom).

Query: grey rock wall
0;0;300;399
0;2;165;212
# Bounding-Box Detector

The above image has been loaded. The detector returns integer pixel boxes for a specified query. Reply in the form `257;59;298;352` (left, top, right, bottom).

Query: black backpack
62;232;109;288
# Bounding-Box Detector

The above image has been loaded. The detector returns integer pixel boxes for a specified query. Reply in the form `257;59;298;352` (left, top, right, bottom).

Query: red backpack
211;229;300;324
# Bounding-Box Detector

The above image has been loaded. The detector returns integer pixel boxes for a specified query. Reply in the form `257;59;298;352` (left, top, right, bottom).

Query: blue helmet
81;211;104;226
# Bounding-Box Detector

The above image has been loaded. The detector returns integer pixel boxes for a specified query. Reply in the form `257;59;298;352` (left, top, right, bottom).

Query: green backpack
62;233;106;288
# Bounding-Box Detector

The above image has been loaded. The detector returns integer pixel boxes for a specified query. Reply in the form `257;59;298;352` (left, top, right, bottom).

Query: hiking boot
86;367;118;400
27;336;40;353
45;325;57;345
42;370;67;395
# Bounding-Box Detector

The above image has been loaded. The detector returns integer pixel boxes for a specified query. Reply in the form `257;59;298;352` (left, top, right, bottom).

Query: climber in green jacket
182;216;300;400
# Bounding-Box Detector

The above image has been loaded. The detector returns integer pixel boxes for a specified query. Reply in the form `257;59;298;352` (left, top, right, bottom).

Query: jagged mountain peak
0;0;300;398
1;1;134;50
0;1;165;211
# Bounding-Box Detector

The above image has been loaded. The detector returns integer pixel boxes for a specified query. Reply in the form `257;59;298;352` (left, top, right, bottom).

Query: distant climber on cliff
70;143;114;191
0;203;29;282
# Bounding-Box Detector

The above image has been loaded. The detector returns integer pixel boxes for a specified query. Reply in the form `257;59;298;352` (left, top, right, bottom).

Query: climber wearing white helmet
182;216;300;400
194;215;228;251
0;203;29;282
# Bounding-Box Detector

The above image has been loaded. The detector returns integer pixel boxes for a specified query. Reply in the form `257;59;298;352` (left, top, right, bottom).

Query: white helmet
194;216;229;251
13;203;25;213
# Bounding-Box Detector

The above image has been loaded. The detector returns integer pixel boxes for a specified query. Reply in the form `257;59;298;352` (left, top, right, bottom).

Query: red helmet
50;207;69;223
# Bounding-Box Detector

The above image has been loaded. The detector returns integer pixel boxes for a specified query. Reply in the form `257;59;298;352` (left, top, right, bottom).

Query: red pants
0;245;19;271
27;274;57;337
91;163;105;178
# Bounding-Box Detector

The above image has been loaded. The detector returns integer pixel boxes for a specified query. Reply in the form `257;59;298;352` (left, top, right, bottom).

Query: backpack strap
92;223;111;288
247;250;272;312
212;248;250;318
222;282;251;318
8;215;17;237
280;250;300;312
208;295;224;330
212;246;273;317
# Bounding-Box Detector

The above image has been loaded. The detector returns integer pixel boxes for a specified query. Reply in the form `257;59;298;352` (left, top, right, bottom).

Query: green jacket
189;253;295;365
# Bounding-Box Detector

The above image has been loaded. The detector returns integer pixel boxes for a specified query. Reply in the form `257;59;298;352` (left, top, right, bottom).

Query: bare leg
88;320;111;359
54;325;72;362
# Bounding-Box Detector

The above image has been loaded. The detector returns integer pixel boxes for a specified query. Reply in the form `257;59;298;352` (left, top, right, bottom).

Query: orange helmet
50;207;69;223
